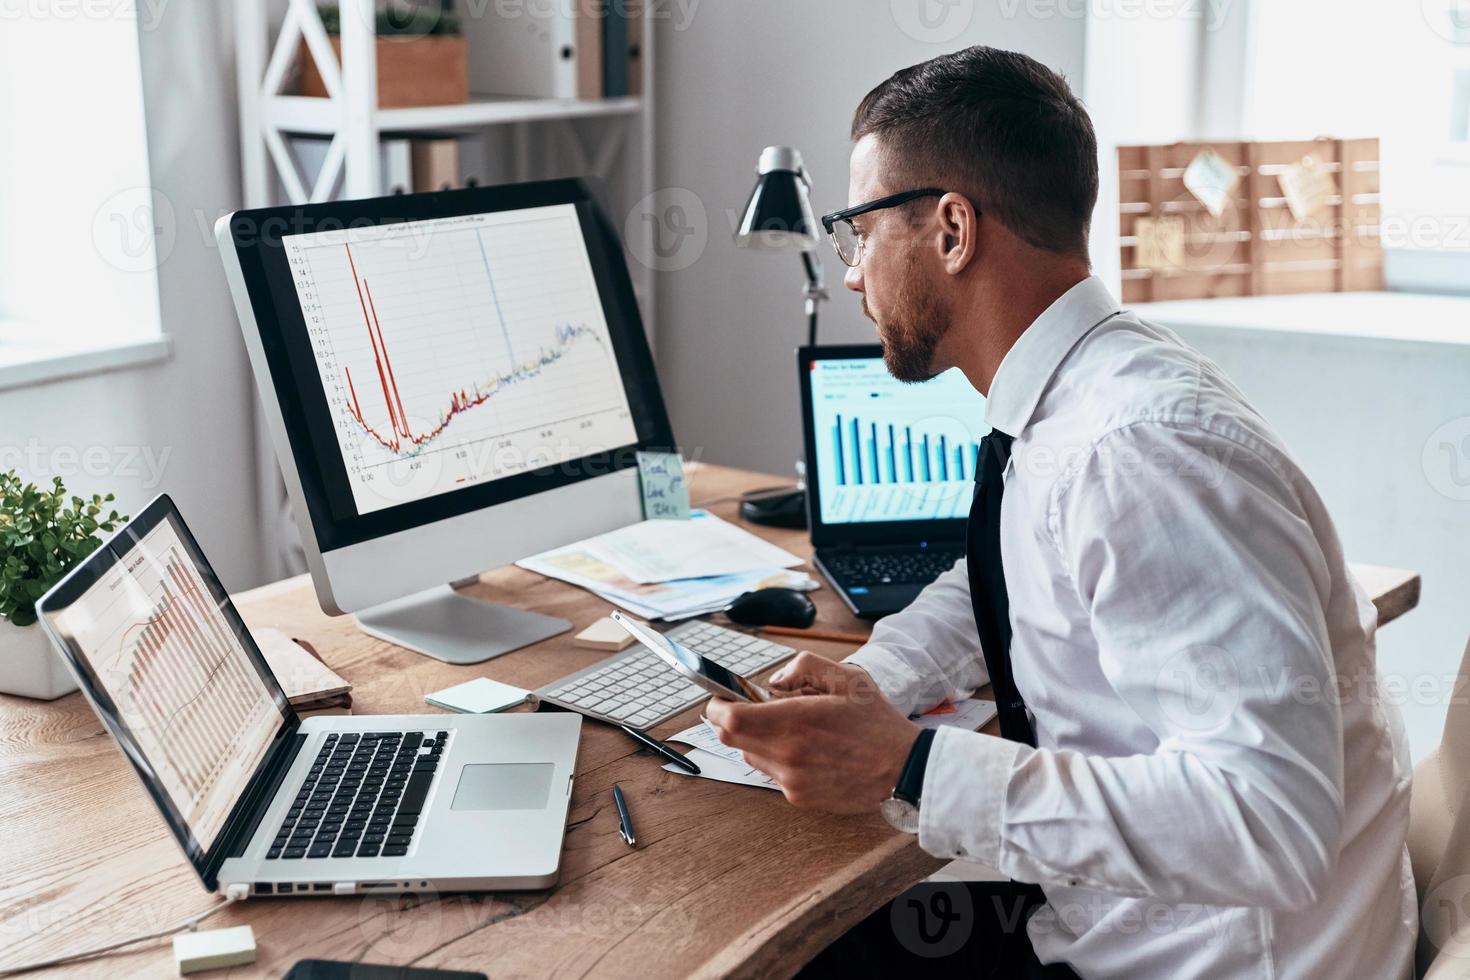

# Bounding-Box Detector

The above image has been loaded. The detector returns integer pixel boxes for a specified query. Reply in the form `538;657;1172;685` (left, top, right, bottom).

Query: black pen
619;724;701;775
612;783;636;847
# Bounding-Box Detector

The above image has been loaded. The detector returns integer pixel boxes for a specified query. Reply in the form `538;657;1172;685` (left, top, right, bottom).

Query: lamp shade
735;146;820;250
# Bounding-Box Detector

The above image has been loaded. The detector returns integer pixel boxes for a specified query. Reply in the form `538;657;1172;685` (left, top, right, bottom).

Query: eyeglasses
820;188;947;267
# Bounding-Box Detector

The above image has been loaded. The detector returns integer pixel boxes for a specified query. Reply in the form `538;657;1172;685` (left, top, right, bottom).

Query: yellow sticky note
1134;216;1186;272
1278;155;1338;222
574;617;637;651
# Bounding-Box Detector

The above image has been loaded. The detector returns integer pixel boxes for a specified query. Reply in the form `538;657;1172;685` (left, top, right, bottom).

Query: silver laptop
36;494;581;898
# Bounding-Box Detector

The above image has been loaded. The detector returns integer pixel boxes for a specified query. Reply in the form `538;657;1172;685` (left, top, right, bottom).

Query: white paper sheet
664;723;779;790
582;510;802;584
914;698;997;732
517;526;814;620
662;746;780;790
665;719;750;762
661;700;998;792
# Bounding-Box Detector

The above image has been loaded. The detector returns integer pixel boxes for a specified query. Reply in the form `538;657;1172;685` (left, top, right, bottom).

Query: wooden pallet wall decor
1117;138;1383;303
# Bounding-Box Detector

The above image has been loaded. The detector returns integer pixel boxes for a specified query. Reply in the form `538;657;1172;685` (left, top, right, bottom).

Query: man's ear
935;192;977;275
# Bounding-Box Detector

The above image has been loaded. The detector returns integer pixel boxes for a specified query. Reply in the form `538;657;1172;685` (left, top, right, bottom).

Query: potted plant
298;1;468;109
0;473;124;700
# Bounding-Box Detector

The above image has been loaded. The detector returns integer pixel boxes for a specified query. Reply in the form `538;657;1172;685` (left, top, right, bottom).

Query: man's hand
704;652;921;814
766;650;871;696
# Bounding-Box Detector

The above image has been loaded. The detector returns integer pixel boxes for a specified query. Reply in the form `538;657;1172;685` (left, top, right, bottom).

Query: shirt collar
984;275;1120;437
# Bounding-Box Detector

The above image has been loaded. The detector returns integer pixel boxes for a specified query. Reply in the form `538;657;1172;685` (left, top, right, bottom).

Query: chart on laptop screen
50;519;280;850
809;358;989;524
283;203;638;515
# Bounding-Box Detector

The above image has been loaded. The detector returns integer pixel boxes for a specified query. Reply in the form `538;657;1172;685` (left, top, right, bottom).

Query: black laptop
798;345;990;619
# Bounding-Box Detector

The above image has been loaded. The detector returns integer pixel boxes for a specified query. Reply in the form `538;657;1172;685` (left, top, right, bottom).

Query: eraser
174;924;256;975
574;617;636;652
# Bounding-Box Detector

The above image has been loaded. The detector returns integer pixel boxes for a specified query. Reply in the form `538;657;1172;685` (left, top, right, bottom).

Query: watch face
881;796;920;834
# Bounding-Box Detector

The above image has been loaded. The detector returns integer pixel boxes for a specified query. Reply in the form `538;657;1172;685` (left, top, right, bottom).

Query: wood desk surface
0;464;1421;978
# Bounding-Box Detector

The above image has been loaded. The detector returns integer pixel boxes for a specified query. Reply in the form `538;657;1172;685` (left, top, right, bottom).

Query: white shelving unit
232;0;657;338
232;0;658;583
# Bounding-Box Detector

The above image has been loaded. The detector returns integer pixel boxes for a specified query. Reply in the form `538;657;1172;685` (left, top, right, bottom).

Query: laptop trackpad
450;763;554;811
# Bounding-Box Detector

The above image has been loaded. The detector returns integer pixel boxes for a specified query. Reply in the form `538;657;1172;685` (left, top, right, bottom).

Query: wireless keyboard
534;620;795;730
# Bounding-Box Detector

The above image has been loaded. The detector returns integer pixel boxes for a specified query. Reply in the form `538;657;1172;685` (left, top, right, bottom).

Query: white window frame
0;6;172;392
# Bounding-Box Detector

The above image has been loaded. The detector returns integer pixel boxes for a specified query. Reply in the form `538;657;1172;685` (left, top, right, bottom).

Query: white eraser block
174;925;256;975
574;617;636;651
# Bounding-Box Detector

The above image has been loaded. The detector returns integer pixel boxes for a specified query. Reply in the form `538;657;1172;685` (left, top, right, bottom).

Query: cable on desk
0;889;244;976
692;483;802;508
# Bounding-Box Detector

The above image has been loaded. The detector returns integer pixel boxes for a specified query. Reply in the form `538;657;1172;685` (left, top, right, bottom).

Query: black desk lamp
734;146;828;528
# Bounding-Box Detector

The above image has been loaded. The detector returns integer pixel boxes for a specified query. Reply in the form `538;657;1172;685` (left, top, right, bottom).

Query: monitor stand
353;580;571;665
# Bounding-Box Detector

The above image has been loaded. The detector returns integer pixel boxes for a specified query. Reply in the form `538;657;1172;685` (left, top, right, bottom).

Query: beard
876;252;951;383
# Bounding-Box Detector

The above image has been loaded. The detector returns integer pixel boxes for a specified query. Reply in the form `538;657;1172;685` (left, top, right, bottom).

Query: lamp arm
799;249;829;347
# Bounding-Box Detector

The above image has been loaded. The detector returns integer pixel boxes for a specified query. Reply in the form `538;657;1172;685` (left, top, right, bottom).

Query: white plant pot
0;619;79;700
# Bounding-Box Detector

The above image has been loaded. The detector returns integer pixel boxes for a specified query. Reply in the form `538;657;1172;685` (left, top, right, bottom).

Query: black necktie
967;429;1037;746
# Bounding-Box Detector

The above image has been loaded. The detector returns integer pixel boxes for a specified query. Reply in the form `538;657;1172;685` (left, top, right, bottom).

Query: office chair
1408;630;1470;977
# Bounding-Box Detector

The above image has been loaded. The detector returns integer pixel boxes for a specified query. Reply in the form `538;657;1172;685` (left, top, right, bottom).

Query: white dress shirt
847;276;1416;979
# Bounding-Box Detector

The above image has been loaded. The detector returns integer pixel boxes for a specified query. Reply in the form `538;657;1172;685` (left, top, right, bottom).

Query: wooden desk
0;465;1422;978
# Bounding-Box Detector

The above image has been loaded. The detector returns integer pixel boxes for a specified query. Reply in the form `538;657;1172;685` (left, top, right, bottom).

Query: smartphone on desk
610;611;772;703
285;961;487;980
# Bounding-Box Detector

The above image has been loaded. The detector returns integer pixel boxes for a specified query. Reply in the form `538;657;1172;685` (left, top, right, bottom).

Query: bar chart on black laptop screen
51;520;280;849
808;358;989;524
284;204;639;515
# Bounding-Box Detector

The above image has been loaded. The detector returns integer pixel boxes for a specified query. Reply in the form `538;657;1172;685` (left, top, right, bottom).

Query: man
705;46;1415;978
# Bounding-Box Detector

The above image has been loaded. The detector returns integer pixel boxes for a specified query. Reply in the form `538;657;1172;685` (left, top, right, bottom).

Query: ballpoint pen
619;724;701;775
612;783;636;847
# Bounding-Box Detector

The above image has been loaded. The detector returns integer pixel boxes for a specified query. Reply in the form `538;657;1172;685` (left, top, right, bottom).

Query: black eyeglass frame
820;188;948;266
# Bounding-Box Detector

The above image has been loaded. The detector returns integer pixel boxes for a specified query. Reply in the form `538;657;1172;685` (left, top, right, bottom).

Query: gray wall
1164;317;1470;762
650;3;1089;475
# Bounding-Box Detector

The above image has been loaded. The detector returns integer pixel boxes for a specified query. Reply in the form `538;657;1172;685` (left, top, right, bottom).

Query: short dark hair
851;46;1098;256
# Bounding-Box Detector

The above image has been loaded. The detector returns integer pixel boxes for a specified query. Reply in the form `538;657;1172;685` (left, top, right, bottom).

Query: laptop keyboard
535;620;794;730
267;729;445;860
820;548;964;587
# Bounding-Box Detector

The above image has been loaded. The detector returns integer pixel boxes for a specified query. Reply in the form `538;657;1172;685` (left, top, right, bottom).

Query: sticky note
1278;155;1338;222
1182;148;1239;218
636;451;690;520
426;677;529;714
1134;215;1186;272
574;616;637;652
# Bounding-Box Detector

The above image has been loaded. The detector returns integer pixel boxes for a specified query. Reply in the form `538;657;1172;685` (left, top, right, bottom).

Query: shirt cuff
917;725;1025;865
845;644;928;717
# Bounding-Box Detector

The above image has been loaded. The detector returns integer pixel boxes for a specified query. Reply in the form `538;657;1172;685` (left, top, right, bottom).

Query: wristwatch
880;728;935;834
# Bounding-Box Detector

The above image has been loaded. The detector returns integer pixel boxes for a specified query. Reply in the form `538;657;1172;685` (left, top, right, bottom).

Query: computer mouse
725;587;817;629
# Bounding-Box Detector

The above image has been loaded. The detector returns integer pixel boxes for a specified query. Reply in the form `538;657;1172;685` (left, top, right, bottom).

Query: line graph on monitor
286;205;639;514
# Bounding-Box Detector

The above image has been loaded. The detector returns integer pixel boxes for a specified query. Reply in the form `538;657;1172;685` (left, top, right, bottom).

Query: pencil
759;625;871;644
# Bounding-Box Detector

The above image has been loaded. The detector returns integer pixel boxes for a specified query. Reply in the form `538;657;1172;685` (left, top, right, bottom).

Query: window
0;6;169;387
1242;0;1470;284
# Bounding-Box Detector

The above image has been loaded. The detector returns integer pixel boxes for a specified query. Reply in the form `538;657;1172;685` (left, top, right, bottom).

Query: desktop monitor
216;179;675;664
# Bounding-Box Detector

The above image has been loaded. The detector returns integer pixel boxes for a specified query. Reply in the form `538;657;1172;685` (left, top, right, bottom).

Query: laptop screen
39;500;290;868
804;351;989;529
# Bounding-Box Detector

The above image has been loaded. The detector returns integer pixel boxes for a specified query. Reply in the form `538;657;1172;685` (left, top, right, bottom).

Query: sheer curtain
137;2;305;586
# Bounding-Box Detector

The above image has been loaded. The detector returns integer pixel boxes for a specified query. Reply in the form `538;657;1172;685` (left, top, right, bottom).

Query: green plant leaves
0;470;126;627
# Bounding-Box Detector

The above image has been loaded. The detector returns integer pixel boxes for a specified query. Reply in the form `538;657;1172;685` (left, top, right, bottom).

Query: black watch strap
893;728;936;805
